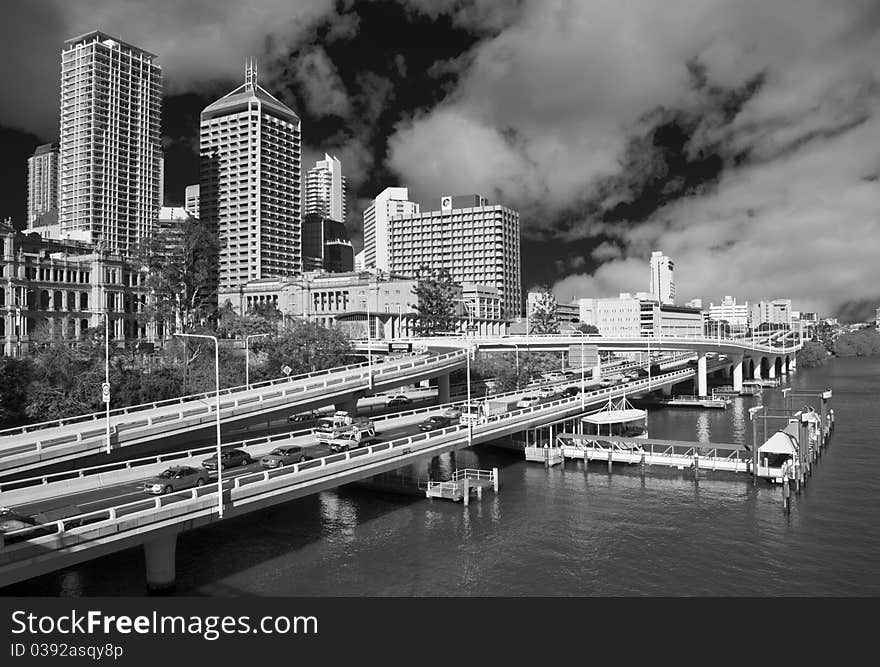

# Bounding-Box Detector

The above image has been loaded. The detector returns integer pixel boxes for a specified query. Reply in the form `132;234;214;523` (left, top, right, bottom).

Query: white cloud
292;47;351;118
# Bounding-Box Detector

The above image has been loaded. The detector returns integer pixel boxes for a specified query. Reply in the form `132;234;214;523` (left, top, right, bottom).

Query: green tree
251;320;353;381
217;299;278;339
0;357;34;428
411;266;460;336
529;288;559;334
25;344;105;421
136;216;218;334
576;323;599;334
796;340;829;368
833;327;880;357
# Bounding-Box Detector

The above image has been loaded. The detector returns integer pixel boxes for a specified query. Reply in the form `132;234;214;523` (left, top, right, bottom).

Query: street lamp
175;333;223;518
361;287;373;390
102;312;111;455
245;333;270;388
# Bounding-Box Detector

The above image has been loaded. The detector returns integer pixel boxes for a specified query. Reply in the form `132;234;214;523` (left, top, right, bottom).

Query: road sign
101;382;110;403
466;326;479;331
282;365;292;376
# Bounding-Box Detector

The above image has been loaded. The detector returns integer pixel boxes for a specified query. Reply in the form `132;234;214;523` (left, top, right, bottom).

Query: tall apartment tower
200;60;302;297
184;184;200;218
27;144;59;226
389;194;521;319
362;186;420;272
59;31;162;254
305;153;345;222
649;250;675;305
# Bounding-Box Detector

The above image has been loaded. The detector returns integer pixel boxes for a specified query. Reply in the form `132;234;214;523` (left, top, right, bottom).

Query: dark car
201;448;252;470
560;386;582;398
287;409;320;423
419;415;453;431
385;394;412;407
143;466;209;495
260;446;306;468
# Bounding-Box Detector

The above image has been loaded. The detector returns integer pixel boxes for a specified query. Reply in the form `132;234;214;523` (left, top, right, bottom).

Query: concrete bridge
0;351;466;478
0;364;715;593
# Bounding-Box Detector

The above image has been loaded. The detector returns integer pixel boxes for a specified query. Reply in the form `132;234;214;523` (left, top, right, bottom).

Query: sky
1;0;878;321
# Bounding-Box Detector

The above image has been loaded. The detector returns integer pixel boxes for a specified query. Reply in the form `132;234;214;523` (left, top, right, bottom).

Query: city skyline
0;1;877;320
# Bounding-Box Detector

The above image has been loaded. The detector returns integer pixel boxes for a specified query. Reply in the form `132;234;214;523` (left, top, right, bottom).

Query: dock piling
493;467;499;493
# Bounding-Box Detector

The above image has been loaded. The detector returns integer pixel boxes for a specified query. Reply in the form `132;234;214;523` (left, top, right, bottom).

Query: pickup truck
314;411;375;444
327;426;377;453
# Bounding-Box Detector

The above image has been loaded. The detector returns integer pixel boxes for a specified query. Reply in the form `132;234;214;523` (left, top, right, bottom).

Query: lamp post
245;333;270;388
361;286;373;390
175;333;223;518
102;312;111;455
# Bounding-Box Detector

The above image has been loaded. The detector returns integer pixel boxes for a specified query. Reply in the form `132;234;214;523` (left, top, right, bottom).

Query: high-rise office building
184;184;200;218
302;213;354;273
200;60;302;297
27;144;59;227
305;153;345;222
649;250;675;305
388;194;521;319
59;31;162;255
362;186;419;272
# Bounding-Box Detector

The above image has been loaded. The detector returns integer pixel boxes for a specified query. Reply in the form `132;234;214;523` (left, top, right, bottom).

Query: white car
516;394;542;408
536;387;558;399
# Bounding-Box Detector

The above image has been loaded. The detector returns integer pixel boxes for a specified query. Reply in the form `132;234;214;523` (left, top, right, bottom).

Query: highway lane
10;421;425;520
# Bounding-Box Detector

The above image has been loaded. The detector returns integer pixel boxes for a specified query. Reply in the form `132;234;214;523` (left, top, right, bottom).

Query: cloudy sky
1;0;878;320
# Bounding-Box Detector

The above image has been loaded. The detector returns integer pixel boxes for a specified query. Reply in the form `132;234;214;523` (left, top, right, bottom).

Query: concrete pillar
335;399;358;414
753;360;763;380
591;365;601;381
733;357;744;393
143;532;178;595
789;356;797;371
780;356;789;375
697;353;708;397
437;373;451;404
767;359;776;380
661;384;673;397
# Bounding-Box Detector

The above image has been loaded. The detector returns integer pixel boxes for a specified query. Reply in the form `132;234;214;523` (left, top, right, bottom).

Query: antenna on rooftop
245;58;258;87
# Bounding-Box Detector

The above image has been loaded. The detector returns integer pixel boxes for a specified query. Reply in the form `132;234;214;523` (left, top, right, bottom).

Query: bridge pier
767;360;777;380
144;532;178;596
437;373;451;404
697;354;708;397
733;357;744;393
752;360;763;381
660;384;673;397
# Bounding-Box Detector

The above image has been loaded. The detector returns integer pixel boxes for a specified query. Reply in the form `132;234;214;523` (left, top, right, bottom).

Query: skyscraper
27;143;59;227
649;250;675;305
389;194;521;319
184;184;200;218
305;153;345;222
200;60;302;297
59;31;162;254
362;186;420;272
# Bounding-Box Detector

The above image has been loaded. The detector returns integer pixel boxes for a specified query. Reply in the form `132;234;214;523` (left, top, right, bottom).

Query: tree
796;340;829;368
251;320;353;381
136;216;218;335
0;357;34;428
217;299;278;339
411;266;460;336
577;323;599;334
833;328;880;357
529;288;559;334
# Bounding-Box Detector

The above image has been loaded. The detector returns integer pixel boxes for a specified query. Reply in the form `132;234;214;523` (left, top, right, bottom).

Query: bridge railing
0;350;467;465
0;366;696;551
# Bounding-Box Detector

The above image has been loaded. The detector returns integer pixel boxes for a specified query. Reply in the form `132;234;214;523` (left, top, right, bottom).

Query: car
201;448;252;470
260;446;306;468
440;407;462;420
419;415;454;431
385;394;412;407
287;409;320;423
560;386;582;398
536;387;558;399
516;394;542;408
143;466;209;495
542;371;567;381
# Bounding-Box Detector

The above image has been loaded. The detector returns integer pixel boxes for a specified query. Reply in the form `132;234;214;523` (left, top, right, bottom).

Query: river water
4;357;878;596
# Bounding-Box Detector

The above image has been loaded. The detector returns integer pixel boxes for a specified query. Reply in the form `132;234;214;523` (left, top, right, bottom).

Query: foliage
136;216;218;334
251;320;353;381
576;323;599;334
833;327;880;357
469;350;562;391
0;357;34;428
529;288;559;334
796;340;829;368
411;266;460;336
217;300;278;339
25;344;105;421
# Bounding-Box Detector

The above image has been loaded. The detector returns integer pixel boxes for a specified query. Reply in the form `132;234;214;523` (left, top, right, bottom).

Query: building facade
708;295;750;329
649;250;675;305
388;195;521;319
751;299;793;328
59;31;162;255
184;184;200;218
1;221;150;356
27;144;59;227
302;213;354;273
362;186;420;271
305;153;345;222
578;293;701;338
200;61;302;300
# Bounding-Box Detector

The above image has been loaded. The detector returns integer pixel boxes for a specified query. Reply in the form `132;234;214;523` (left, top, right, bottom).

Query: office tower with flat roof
27;143;59;227
305;153;345;222
649;250;675;305
363;186;419;272
200;60;302;297
388;194;521;319
184;184;200;218
59;31;162;254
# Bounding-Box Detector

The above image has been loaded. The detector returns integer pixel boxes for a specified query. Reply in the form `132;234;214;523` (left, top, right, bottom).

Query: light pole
361;286;373;390
102;312;111;455
245;333;270;388
175;333;223;518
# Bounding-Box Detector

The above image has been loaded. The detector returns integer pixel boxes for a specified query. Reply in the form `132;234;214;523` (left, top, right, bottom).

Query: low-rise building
578;293;702;338
708;295;750;329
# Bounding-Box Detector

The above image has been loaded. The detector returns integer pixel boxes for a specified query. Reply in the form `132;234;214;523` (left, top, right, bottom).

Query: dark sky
1;0;879;320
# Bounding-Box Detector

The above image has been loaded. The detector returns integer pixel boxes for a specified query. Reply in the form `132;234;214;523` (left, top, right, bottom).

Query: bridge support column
335;399;358;414
144;532;177;596
733;358;744;393
661;384;673;397
437;373;451;404
789;356;797;372
767;360;776;380
753;360;763;381
697;353;708;397
780;356;789;375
